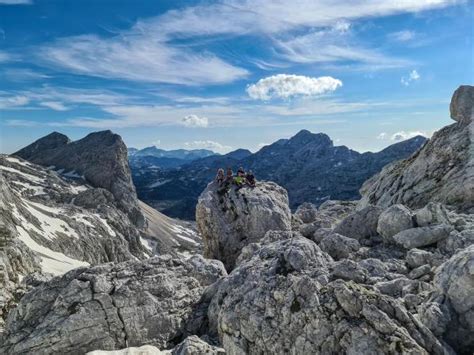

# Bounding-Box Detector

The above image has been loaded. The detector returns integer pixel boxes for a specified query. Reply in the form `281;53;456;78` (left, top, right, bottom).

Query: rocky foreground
0;86;473;354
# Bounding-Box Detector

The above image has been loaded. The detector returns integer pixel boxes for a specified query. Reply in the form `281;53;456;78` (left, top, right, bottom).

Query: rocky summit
196;181;291;270
0;86;473;355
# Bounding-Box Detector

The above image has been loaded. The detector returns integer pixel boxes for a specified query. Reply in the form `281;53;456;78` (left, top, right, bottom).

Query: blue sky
0;0;472;154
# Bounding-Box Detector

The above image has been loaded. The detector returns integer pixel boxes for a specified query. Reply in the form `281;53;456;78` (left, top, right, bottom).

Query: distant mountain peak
289;130;332;146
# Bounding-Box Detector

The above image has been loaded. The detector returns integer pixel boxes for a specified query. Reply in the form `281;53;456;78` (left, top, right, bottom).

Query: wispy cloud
30;0;461;85
377;130;428;141
388;30;417;42
0;0;32;4
3;68;51;82
184;140;231;153
0;95;29;109
247;74;342;100
401;70;421;86
40;101;68;111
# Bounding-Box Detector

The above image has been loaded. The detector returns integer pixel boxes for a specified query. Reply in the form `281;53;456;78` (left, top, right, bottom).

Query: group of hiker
215;166;256;191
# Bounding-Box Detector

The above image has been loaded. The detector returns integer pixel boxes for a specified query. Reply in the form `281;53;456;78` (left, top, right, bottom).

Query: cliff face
359;85;474;213
14;130;145;227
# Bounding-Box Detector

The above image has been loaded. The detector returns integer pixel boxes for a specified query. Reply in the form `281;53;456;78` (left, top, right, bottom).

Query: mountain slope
132;132;426;220
360;85;474;212
14;130;144;227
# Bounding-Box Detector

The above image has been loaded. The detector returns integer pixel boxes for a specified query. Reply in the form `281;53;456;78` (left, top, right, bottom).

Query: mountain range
131;130;427;220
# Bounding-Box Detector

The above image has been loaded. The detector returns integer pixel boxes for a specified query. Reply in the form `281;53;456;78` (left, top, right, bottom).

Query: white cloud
181;114;209;127
0;0;32;4
30;0;460;85
389;30;416;42
184;140;231;153
247;74;342;100
3;68;51;81
39;34;247;86
391;130;427;141
0;51;12;63
377;132;388;140
152;140;161;146
274;28;412;69
0;95;29;109
40;101;68;111
401;70;421;86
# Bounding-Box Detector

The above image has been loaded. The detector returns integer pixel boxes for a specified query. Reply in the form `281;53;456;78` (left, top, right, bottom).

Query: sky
0;0;473;154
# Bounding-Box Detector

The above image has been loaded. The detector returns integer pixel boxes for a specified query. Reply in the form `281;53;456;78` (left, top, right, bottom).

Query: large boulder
208;235;449;354
333;205;383;241
359;85;474;213
418;245;474;354
377;204;415;243
392;224;454;249
0;255;227;354
196;181;291;270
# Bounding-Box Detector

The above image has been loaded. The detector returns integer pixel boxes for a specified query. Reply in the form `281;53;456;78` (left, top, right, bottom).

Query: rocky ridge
359;85;474;213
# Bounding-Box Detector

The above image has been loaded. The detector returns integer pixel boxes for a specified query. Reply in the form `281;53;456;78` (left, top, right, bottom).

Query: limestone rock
0;255;227;354
450;84;474;124
419;245;474;354
320;233;360;260
209;236;449;354
14;131;145;227
359;85;474;213
406;249;436;268
377;204;415;243
196;181;291;270
87;336;225;355
415;203;450;227
393;224;454;249
333;205;383;241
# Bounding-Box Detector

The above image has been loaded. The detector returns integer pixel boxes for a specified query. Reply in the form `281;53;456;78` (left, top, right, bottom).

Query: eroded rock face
419;245;474;354
0;255;227;355
359;85;474;213
14;131;144;227
209;234;449;355
196;181;291;270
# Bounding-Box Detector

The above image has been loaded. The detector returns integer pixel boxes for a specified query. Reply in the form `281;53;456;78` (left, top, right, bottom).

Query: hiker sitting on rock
246;170;256;187
234;167;246;189
215;168;225;185
218;167;234;196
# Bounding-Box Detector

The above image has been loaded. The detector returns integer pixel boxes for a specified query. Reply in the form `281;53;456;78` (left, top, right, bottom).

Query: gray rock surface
87;336;225;355
196;181;291;270
14;131;145;227
393;224;454;249
319;233;360;260
359;85;474;213
333;205;383;241
0;255;226;354
450;85;474;124
419;245;474;354
415;203;450;227
209;235;450;354
377;204;415;243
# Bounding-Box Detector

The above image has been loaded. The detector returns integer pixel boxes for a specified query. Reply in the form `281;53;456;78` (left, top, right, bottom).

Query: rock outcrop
359;85;474;213
14;131;145;227
196;181;291;270
418;245;474;354
208;232;450;354
0;255;226;354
